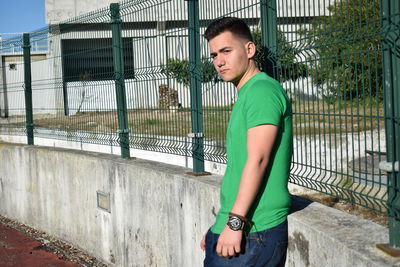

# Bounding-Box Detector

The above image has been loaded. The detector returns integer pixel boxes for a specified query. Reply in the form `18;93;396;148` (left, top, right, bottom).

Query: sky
0;0;46;38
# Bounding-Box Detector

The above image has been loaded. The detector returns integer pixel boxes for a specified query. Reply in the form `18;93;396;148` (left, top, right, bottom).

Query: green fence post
187;0;207;175
22;33;34;145
110;3;130;158
377;0;400;254
260;0;278;79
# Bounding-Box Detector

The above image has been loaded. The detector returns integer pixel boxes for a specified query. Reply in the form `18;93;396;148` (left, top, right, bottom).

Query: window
61;38;134;82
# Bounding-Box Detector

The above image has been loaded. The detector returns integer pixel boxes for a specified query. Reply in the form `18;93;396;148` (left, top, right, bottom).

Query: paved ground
0;223;80;267
0;216;107;267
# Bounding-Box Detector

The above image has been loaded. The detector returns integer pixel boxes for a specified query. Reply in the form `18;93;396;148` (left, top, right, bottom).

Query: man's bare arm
230;124;278;216
216;124;278;257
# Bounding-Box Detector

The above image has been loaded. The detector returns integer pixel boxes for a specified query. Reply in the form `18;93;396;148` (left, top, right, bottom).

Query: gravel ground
0;215;108;267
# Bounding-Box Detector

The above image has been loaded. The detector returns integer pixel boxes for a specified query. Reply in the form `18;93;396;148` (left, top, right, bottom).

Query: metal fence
0;0;399;247
280;0;386;210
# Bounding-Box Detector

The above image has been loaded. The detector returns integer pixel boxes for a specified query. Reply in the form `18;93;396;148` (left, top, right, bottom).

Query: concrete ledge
0;143;398;266
288;197;397;266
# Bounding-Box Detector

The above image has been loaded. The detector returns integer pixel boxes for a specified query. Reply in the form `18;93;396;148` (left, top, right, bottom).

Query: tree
77;70;92;113
160;57;218;87
306;0;382;100
252;29;307;82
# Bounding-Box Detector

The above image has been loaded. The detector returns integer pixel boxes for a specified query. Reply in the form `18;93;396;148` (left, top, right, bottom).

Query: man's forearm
230;158;268;217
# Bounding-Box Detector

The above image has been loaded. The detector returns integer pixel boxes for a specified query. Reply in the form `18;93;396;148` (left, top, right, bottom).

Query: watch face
228;216;243;231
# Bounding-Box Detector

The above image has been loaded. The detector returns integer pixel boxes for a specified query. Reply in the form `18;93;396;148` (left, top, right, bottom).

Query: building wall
0;54;55;116
45;0;120;24
45;0;334;24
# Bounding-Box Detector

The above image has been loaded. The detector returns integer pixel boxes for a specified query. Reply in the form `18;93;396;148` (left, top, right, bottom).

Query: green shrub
160;57;218;87
305;0;382;100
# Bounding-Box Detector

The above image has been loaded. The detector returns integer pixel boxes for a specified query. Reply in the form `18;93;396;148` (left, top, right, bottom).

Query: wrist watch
227;212;247;231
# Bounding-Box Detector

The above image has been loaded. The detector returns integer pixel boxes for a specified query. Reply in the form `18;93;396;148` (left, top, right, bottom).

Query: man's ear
246;41;257;59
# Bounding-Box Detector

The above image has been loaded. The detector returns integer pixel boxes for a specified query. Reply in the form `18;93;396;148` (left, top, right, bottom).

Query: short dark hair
204;17;253;42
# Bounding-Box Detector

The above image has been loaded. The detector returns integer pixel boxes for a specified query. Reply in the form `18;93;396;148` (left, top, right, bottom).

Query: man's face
209;31;254;85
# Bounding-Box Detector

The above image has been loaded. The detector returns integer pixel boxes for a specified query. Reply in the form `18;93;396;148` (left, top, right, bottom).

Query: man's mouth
219;69;228;74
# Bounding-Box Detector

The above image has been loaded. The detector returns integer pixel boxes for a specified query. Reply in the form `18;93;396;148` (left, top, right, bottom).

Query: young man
200;17;293;266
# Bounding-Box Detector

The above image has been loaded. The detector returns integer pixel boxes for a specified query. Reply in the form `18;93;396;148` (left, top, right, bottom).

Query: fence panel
118;0;191;156
275;0;387;213
30;7;120;147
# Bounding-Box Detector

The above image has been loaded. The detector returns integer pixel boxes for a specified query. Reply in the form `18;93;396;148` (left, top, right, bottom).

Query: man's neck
235;63;260;90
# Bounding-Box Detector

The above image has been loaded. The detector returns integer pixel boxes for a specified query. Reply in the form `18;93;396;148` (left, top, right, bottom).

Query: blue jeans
204;220;288;267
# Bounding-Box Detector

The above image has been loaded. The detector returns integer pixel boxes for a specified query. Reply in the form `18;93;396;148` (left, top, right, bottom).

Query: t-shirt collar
237;72;265;96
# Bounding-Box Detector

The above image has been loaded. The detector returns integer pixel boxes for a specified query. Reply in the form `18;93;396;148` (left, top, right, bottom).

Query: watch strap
228;212;247;222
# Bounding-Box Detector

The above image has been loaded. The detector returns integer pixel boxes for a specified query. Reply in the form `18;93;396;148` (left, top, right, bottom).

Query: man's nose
216;56;225;67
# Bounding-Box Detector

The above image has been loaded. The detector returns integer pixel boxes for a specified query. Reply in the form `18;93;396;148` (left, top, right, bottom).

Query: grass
0;109;230;141
292;98;384;135
0;98;385;140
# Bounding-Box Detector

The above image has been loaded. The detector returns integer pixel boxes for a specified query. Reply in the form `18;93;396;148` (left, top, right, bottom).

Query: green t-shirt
211;72;293;234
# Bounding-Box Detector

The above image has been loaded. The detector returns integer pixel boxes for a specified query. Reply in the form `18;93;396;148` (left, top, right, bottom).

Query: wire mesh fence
276;0;387;213
0;0;397;221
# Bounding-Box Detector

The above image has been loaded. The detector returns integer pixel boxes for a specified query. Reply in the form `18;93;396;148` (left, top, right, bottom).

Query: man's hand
200;233;206;251
216;225;243;258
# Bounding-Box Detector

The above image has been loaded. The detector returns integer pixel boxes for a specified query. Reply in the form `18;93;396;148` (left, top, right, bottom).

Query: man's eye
223;50;231;54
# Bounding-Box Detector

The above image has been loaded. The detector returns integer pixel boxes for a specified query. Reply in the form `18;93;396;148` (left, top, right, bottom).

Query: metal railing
0;32;49;54
0;0;399;248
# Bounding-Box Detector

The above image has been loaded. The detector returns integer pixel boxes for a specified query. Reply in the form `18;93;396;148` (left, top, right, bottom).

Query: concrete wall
0;142;398;266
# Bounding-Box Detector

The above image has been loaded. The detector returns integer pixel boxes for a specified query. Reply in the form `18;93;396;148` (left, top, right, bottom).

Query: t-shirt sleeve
245;84;284;129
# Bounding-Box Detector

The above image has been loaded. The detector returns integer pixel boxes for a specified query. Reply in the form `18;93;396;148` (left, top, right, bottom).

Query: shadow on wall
289;195;313;214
